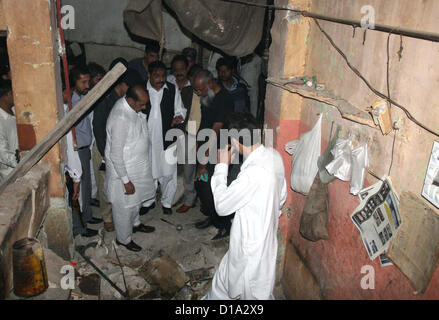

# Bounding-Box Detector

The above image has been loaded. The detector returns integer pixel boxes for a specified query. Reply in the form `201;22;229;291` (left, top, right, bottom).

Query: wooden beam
266;77;377;128
0;63;126;195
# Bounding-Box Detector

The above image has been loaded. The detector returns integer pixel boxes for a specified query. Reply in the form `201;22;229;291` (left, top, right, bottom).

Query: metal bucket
12;238;48;298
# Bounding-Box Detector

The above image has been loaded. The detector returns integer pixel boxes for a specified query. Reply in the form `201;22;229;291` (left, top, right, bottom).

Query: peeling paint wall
267;0;439;299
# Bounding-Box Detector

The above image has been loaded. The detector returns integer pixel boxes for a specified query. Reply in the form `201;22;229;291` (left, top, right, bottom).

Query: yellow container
12;238;48;298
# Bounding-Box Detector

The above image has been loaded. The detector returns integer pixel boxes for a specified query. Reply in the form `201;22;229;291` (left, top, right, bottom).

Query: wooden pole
0;62;126;194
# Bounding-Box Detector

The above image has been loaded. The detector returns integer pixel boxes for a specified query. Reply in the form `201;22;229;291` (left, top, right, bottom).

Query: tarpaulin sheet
123;0;266;57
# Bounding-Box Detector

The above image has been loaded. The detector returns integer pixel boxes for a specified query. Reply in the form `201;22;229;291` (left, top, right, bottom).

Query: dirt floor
8;171;285;300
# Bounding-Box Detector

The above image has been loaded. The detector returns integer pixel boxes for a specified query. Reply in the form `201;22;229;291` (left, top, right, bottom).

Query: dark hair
227;112;261;147
87;62;105;78
171;54;188;69
145;42;160;54
187;64;203;79
126;84;146;102
182;47;197;61
0;79;12;98
216;57;235;71
69;65;90;87
109;57;128;70
148;60;166;74
119;69;144;87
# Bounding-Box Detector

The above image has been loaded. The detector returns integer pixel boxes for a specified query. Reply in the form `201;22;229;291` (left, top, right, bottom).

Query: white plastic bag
325;136;353;181
287;115;322;195
350;143;369;195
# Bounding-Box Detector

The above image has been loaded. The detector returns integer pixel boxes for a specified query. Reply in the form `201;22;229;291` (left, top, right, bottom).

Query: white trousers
112;201;141;245
142;165;177;209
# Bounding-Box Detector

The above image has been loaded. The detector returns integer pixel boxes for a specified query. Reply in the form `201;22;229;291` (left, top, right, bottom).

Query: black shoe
88;217;103;224
115;239;142;252
133;223;156;233
212;228;230;241
162;206;172;215
139;203;156;216
82;228;98;238
195;218;212;229
90;198;100;207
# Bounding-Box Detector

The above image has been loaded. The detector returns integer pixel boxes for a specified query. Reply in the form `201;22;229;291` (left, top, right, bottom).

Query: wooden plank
0;0;6;32
0;62;126;194
387;192;439;295
266;77;377;129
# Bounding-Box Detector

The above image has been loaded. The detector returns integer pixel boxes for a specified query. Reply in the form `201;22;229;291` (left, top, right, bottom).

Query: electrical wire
219;0;439;138
313;18;439;138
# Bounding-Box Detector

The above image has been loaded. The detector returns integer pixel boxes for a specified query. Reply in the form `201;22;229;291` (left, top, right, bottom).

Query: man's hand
124;181;135;195
217;144;235;165
196;165;208;181
171;116;184;126
72;181;80;201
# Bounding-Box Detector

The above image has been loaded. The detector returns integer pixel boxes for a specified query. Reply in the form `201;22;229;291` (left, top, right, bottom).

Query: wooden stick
0;62;126;194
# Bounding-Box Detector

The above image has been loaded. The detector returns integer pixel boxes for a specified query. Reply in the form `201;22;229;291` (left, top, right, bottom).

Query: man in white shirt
105;85;156;252
140;61;186;216
204;112;287;300
0;80;19;183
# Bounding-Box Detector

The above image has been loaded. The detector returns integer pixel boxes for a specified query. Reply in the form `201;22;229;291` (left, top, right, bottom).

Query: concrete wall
62;0;192;68
0;163;51;299
266;0;439;299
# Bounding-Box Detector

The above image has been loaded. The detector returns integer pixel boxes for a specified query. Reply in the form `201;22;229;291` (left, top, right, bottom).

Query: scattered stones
138;250;189;299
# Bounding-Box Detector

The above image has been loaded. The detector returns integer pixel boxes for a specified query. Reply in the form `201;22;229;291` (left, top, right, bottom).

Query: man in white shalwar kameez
140;61;186;215
105;85;156;252
204;113;287;300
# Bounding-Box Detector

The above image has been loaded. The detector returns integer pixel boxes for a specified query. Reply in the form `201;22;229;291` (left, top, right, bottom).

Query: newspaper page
351;177;402;261
422;141;439;209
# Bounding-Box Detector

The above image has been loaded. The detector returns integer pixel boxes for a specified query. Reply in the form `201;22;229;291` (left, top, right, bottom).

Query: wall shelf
266;77;377;129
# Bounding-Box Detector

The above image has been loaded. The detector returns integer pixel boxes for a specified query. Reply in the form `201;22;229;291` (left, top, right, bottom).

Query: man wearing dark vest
140;61;186;215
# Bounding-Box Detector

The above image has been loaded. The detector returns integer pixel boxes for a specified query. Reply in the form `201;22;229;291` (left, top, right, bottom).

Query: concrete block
0;163;51;298
43;205;73;261
139;250;189;299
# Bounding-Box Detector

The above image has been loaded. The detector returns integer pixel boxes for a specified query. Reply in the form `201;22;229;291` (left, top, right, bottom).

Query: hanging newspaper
422;141;439;209
351;177;402;261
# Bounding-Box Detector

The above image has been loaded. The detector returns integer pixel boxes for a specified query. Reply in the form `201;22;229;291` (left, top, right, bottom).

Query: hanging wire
313;18;439;138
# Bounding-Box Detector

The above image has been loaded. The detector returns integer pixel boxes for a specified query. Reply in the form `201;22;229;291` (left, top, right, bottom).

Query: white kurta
0;108;18;183
104;97;155;208
207;145;287;300
146;81;186;179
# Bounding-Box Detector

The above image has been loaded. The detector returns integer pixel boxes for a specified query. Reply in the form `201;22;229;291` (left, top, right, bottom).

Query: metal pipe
221;0;439;43
76;245;129;298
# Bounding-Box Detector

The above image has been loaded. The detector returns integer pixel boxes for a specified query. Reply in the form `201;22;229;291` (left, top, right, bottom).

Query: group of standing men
63;43;256;251
1;42;288;300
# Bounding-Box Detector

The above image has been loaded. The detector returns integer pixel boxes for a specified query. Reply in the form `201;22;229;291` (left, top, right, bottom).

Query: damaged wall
62;0;192;68
266;0;439;299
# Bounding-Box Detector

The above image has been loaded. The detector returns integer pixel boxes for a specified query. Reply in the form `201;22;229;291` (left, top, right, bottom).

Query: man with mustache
192;69;235;241
69;66;102;238
140;61;186;216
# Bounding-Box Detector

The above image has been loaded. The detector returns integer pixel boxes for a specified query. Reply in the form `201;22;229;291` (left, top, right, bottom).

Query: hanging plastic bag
350;143;369;195
318;125;340;184
287;115;322;195
325;135;353;182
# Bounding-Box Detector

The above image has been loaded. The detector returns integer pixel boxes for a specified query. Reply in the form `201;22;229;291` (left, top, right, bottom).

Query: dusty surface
68;198;286;300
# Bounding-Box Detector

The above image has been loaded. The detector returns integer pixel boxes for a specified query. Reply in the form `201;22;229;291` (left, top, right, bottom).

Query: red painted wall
266;110;439;299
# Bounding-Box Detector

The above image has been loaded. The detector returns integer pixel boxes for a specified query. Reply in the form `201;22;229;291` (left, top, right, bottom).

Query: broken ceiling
124;0;267;57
